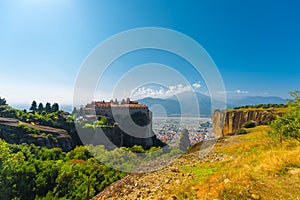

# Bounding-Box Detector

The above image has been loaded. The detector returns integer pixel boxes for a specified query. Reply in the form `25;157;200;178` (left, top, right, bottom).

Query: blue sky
0;0;299;106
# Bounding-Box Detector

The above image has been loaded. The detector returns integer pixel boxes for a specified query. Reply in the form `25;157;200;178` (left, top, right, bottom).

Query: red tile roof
88;101;148;108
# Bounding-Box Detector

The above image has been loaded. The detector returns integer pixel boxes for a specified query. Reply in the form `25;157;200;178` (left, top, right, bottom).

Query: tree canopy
0;97;7;106
52;103;59;112
0;140;125;200
45;102;52;113
38;103;44;113
30;101;37;112
270;91;300;144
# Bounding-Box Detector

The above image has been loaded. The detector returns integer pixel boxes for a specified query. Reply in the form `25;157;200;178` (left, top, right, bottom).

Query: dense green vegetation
18;102;72;130
0;139;184;199
270;91;300;145
0;97;18;118
233;103;287;110
88;145;183;172
0;139;125;200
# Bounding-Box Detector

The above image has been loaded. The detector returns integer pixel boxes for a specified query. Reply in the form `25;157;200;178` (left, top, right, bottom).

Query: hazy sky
0;0;299;106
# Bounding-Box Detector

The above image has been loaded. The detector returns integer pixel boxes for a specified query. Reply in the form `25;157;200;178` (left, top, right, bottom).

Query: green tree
243;121;256;128
270;91;300;146
30;100;37;112
93;117;108;126
0;97;7;106
0;105;17;118
0;140;123;200
38;103;44;113
67;146;92;160
52;103;59;112
45;102;52;113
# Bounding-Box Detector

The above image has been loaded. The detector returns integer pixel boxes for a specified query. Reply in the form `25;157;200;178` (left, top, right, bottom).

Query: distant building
82;98;149;119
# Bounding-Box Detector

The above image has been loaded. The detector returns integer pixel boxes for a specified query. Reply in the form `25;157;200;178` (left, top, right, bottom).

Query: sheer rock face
76;125;165;150
76;111;165;150
212;109;287;137
0;117;74;151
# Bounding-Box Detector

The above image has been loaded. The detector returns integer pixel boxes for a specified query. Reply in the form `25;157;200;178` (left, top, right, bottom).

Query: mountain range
138;92;287;117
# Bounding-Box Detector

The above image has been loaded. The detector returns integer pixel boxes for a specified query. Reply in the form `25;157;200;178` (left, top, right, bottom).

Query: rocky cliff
212;108;288;137
77;110;165;150
76;125;165;150
0;117;75;151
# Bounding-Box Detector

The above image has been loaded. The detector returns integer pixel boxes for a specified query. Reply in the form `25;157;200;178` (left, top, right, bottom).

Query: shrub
17;123;41;134
237;129;247;135
243;121;256;128
270;91;300;146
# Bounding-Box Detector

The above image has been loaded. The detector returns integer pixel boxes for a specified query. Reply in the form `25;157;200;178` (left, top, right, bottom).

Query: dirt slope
93;126;300;200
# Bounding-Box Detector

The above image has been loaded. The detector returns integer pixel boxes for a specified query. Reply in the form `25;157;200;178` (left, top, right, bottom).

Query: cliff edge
0;117;74;151
212;108;288;137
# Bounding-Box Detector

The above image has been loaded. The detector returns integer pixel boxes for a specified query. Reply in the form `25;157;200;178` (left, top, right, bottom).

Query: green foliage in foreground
0;140;125;200
0;139;183;200
88;144;183;172
270;91;300;144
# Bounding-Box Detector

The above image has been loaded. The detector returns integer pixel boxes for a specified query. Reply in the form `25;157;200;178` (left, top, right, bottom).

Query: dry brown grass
186;126;300;199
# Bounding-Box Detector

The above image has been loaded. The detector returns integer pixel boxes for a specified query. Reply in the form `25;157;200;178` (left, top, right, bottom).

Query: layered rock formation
0;117;74;151
212;109;288;137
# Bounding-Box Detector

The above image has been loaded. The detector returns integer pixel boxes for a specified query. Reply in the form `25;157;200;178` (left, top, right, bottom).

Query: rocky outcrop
77;110;165;150
0;117;75;151
76;125;165;150
212;109;288;137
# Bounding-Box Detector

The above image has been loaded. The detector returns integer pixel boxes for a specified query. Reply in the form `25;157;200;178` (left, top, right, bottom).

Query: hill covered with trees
0;140;125;199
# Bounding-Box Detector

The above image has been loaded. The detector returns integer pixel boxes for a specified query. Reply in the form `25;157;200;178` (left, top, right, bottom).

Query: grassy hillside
188;126;300;199
94;126;300;200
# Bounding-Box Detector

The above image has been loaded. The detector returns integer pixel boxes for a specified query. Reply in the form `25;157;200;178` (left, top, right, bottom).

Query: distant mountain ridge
137;97;181;117
138;93;287;117
139;92;221;117
227;96;287;107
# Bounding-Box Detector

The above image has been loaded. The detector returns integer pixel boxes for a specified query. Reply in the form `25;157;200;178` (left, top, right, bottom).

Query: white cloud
192;82;201;89
235;89;249;94
217;90;249;95
130;83;197;99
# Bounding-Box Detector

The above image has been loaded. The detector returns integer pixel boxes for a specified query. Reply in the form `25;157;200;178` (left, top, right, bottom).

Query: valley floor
93;126;300;200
